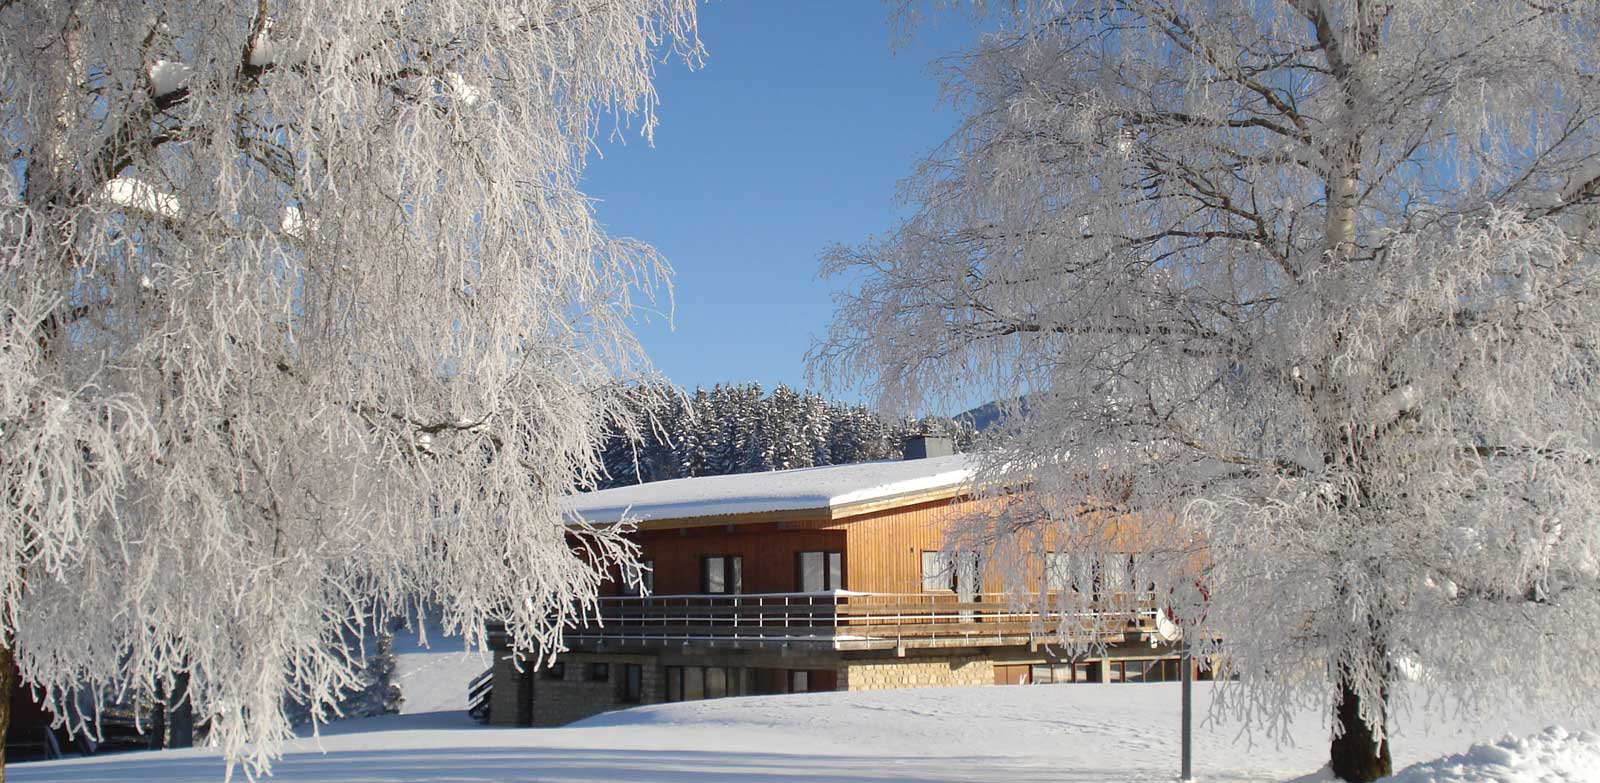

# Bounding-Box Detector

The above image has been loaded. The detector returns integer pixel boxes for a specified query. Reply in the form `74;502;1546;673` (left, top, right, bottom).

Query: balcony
558;592;1165;652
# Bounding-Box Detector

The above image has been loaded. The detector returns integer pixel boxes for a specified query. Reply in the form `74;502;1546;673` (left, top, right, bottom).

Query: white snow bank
566;453;975;524
11;683;1589;783
1381;726;1600;783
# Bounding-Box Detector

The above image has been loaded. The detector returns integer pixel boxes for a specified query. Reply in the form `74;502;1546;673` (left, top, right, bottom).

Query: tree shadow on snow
5;745;1239;783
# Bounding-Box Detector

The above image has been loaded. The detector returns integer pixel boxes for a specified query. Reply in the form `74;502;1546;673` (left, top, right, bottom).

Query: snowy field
388;621;493;716
10;682;1596;783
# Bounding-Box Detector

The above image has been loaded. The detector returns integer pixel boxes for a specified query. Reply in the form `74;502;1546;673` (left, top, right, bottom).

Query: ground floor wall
838;654;994;691
489;651;662;728
488;641;1202;728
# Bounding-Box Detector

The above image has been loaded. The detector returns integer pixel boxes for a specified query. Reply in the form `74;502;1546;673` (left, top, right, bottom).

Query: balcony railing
560;591;1164;651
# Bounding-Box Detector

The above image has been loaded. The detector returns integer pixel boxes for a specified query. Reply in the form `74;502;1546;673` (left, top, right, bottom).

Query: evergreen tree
591;382;972;488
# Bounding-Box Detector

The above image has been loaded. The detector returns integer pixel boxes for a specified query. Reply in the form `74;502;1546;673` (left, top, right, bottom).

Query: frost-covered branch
820;2;1600;780
0;0;699;777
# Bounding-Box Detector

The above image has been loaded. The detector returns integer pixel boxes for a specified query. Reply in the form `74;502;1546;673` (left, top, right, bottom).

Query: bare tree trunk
1329;675;1392;783
168;670;193;748
2;642;14;783
146;681;166;750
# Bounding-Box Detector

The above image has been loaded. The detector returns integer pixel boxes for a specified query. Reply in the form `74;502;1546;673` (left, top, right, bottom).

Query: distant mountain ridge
955;396;1028;432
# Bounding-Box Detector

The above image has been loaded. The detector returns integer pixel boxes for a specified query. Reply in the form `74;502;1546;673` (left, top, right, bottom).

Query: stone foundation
529;652;662;727
487;643;1191;727
489;651;660;727
488;652;532;726
839;654;994;691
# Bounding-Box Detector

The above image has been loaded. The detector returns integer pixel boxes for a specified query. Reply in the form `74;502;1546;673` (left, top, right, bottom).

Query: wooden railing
559;592;1162;651
467;667;495;723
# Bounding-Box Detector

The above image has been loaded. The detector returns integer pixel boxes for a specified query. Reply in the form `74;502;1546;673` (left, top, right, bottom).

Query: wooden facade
839;497;959;593
602;493;987;597
611;523;847;596
489;460;1193;728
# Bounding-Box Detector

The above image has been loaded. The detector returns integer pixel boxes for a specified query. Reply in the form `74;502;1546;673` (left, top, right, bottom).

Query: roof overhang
588;484;972;532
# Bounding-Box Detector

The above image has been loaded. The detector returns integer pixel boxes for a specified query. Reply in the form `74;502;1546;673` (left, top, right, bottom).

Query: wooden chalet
487;436;1198;727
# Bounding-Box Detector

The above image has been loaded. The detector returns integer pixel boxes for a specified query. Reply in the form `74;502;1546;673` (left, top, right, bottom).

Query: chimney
902;434;954;461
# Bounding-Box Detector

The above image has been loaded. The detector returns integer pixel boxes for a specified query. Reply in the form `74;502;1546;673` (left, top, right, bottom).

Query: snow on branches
817;2;1600;780
594;382;976;488
0;0;698;777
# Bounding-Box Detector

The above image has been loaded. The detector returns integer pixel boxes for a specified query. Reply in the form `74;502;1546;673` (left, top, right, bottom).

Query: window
1154;658;1180;682
701;555;743;594
1045;551;1068;592
921;551;953;592
1129;554;1155;600
1126;660;1152;683
705;667;728;699
665;665;732;702
1104;555;1130;596
618;664;643;703
954;551;981;599
1029;664;1078;684
751;668;787;695
797;551;843;592
922;551;980;595
684;666;705;700
620;559;654;597
789;670;809;693
542;662;566;681
586;662;610;682
1086;553;1154;600
1108;659;1161;683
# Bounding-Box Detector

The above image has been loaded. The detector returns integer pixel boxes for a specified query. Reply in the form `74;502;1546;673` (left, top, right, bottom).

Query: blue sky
582;1;977;414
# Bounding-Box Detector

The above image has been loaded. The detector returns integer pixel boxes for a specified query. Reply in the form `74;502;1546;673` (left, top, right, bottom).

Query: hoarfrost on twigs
0;0;700;778
816;2;1600;780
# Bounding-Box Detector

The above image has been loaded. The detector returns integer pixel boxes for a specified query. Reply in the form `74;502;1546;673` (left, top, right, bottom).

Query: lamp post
1181;634;1194;782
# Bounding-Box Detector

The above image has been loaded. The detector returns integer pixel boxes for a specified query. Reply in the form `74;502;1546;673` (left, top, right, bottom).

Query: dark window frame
586;662;610;682
617;663;644;703
922;550;981;594
920;550;954;592
795;550;844;592
542;662;566;681
665;665;682;702
700;554;743;595
664;665;733;702
619;558;655;597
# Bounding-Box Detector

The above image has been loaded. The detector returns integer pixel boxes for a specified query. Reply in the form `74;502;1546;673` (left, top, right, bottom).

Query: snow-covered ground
9;682;1594;783
388;620;490;716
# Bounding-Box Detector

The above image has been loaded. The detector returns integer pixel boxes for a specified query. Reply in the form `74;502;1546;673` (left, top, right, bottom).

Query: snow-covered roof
565;454;976;526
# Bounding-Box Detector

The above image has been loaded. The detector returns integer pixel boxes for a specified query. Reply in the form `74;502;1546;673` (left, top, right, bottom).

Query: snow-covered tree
813;2;1600;781
0;1;697;778
802;391;832;467
592;381;974;489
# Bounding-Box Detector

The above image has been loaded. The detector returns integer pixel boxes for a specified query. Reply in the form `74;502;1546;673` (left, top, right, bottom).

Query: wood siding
837;497;973;593
603;495;996;597
614;522;847;595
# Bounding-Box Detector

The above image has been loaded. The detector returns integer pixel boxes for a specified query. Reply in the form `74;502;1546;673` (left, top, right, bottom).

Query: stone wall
488;643;1190;725
839;654;993;691
488;652;532;727
528;652;661;727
